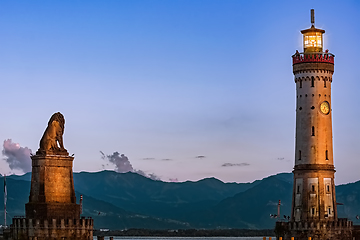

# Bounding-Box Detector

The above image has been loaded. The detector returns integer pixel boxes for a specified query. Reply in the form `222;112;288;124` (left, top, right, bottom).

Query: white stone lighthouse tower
292;8;336;224
275;10;353;240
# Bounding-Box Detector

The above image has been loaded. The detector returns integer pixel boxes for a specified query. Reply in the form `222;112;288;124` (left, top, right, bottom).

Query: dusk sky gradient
1;0;360;184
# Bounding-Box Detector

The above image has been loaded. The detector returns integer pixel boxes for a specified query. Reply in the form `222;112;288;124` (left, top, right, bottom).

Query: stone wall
275;219;353;240
10;217;93;240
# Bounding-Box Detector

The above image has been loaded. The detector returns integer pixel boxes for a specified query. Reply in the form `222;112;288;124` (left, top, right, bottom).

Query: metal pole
80;195;83;214
4;174;6;227
278;200;281;219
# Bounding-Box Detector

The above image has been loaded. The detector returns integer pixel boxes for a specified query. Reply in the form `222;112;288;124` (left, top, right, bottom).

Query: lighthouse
275;10;353;240
292;8;336;224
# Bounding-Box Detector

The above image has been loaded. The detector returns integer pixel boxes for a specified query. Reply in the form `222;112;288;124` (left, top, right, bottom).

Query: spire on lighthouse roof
311;9;315;27
301;9;325;34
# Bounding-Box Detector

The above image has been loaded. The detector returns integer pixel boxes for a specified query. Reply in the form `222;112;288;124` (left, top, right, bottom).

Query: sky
1;0;360;184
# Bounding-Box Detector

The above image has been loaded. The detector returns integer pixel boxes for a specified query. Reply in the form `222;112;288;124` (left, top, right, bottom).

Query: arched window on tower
300;80;302;88
298;150;301;160
324;79;327;88
325;150;329;160
312;126;315;136
311;76;315;87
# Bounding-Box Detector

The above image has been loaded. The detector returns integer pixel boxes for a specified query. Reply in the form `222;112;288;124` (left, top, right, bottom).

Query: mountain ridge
2;171;360;229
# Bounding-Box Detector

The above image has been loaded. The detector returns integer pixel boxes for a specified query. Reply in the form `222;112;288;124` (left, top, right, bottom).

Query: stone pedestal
25;155;80;220
10;154;93;240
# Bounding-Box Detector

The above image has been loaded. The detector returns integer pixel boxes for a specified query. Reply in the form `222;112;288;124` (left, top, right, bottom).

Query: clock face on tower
320;101;330;115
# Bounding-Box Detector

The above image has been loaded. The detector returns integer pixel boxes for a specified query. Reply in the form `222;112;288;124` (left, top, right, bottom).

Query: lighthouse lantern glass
303;32;323;52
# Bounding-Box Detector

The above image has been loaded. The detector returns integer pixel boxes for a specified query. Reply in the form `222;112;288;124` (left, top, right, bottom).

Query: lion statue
36;112;68;155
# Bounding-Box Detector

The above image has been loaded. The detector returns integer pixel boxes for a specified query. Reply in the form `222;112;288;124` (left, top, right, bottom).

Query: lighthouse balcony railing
292;52;335;64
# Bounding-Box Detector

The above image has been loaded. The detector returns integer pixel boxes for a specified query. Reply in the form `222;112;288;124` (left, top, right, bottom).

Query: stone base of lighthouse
275;219;354;240
9;155;93;240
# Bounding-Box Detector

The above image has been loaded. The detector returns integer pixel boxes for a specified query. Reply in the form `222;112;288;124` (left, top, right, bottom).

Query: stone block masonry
11;217;93;240
25;155;80;220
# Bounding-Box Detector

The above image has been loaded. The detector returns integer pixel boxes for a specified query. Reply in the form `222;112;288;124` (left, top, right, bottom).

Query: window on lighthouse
311;207;315;215
311;77;315;87
312;126;315;136
325;150;329;160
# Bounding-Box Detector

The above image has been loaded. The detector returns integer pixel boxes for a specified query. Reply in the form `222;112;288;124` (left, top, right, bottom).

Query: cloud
2;139;32;173
133;169;161;181
221;162;250;167
140;157;173;161
147;173;161;181
195;155;206;159
276;157;290;162
100;151;133;173
101;151;161;180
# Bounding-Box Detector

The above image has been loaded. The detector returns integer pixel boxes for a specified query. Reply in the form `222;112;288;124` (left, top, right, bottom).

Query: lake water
93;237;275;240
